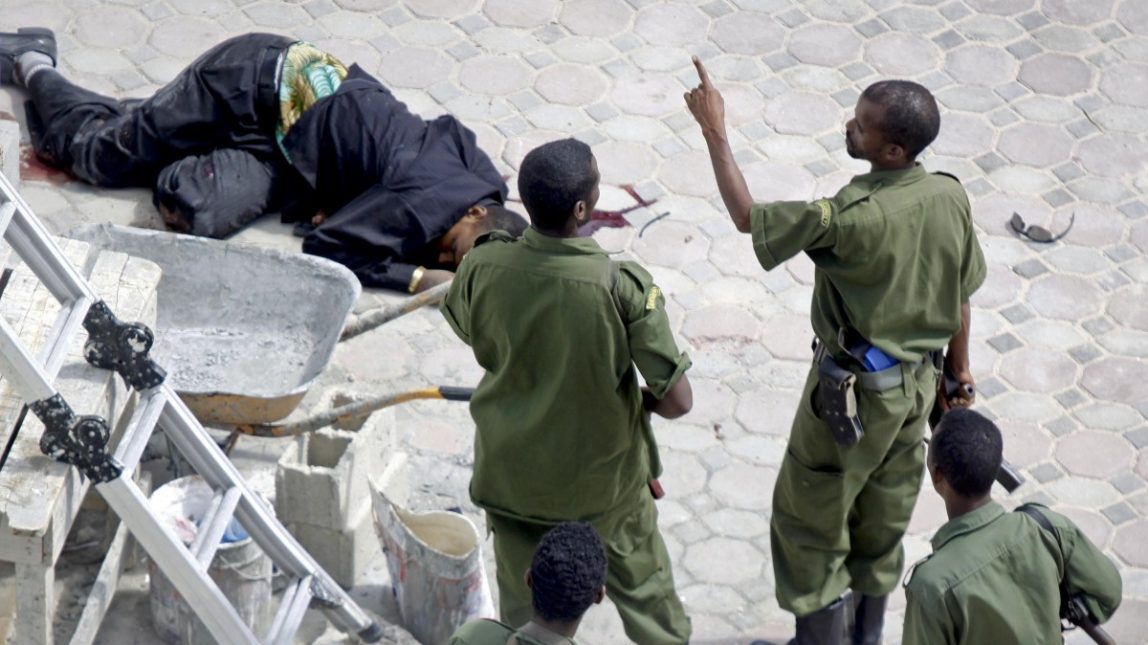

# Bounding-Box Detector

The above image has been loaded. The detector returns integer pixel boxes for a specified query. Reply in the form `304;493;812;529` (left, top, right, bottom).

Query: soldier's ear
594;586;606;605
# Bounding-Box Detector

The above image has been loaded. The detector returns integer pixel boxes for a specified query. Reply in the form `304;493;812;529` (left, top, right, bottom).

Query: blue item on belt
862;345;898;372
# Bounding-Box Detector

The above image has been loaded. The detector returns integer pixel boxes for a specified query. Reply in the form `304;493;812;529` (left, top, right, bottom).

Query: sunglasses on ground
1009;211;1074;243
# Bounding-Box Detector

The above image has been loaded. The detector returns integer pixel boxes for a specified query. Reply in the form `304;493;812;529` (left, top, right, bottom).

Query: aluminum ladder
0;171;382;644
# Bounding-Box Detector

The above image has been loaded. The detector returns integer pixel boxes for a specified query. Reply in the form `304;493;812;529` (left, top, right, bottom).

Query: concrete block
287;499;378;590
274;406;395;529
0;120;18;190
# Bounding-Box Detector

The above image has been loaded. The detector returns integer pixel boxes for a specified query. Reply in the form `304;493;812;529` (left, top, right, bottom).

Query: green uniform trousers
771;357;938;616
486;486;691;644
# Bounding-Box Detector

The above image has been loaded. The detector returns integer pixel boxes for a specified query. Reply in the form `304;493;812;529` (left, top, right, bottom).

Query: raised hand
683;56;726;137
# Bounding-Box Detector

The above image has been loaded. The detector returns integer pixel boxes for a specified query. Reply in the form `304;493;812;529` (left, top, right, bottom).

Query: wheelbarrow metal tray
68;224;360;425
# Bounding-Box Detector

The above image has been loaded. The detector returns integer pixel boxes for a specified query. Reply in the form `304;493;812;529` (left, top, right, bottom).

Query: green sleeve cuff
750;203;783;271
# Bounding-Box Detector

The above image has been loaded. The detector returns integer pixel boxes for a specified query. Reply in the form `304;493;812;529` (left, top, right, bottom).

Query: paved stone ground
1;0;1147;643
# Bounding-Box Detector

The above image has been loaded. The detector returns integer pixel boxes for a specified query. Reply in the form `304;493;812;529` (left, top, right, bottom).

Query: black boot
0;28;56;85
787;592;852;645
852;594;888;645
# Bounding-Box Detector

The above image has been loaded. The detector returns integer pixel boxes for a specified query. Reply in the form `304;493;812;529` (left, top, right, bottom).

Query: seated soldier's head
528;521;608;632
929;408;1003;501
437;201;528;268
846;80;940;170
516;138;601;236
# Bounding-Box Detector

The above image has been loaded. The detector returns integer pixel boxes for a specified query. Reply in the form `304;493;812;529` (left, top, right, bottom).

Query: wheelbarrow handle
231;385;475;439
339;280;453;342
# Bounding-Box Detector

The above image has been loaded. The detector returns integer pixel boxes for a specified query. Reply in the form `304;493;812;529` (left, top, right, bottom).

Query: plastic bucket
148;476;272;645
370;479;495;645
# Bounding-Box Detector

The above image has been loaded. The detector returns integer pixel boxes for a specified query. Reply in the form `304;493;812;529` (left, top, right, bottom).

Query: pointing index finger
692;56;712;88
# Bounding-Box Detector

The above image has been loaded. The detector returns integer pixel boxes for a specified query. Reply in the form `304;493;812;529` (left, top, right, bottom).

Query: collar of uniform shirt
855;162;928;187
930;500;1006;552
521;226;610;256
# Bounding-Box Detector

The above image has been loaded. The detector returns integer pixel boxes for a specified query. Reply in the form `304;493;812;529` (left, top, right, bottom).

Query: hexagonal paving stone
1113;519;1148;567
483;0;558;28
684;537;765;585
803;0;872;23
1019;53;1093;96
787;23;861;67
1099;62;1148;106
378;47;454;89
864;32;942;77
168;0;234;16
997;123;1074;168
634;3;710;48
551;36;618;65
661;449;709;497
955;14;1023;43
764;93;842;136
759;313;813;362
148;17;227;60
74;6;147;48
964;0;1034;14
709;461;775;510
534;64;608;106
603;115;670;142
1082;356;1148;405
743;160;818;202
702;508;770;539
459;55;533;96
1117;0;1148;35
736;386;802;438
1041;0;1115;25
1109;286;1148;330
1138;450;1148;480
996;420;1051;467
880;5;948;34
999;347;1078;392
559;0;635;37
709;11;785;56
1026;274;1104;321
932;113;995;158
334;0;396;9
593;140;659;185
1055;431;1134;479
659;150;718;197
1057;507;1113;549
609;73;686;117
392;20;462;47
405;0;479;19
1032;25;1099;53
969;264;1021;310
632;220;711;270
245;2;312;28
946;45;1019;87
686;377;738;427
1074;134;1148;178
681;304;761;345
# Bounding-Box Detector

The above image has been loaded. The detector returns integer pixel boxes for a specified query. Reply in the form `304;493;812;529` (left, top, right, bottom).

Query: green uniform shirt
751;164;986;361
903;502;1122;645
442;228;691;522
449;619;576;645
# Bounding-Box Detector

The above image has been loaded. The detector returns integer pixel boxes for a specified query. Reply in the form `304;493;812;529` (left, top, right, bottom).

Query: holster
816;355;865;446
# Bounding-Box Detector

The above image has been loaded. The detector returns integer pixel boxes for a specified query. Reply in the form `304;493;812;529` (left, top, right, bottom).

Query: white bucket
148;476;272;645
370;478;495;645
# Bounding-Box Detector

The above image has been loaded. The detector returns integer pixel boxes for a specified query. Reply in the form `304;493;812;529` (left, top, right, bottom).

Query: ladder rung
265;575;313;645
113;388;167;478
190;486;243;568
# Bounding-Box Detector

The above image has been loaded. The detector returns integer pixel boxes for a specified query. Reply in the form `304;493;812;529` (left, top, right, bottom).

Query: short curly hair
530;522;608;623
932;408;1003;497
517;138;598;231
860;80;941;159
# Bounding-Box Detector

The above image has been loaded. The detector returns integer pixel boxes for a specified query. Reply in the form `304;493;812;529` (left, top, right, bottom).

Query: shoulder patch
933;171;962;184
645;285;662;311
814;199;833;227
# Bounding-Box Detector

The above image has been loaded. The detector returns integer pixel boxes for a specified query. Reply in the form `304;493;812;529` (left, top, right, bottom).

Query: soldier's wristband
408;267;426;294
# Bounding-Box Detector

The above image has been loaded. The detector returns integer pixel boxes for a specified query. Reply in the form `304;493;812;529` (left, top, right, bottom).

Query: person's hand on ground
415;269;453;293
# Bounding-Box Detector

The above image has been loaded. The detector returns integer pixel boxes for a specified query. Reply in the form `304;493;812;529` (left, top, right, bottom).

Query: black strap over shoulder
933;171;962;184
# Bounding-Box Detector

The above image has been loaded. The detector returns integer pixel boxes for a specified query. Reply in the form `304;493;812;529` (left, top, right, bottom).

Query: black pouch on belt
816;356;865;446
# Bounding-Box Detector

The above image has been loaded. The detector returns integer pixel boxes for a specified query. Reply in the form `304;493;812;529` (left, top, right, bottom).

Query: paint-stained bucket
147;476;272;644
370;479;495;644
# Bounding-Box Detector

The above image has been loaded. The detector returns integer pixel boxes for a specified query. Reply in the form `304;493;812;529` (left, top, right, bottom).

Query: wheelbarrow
67;224;459;426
